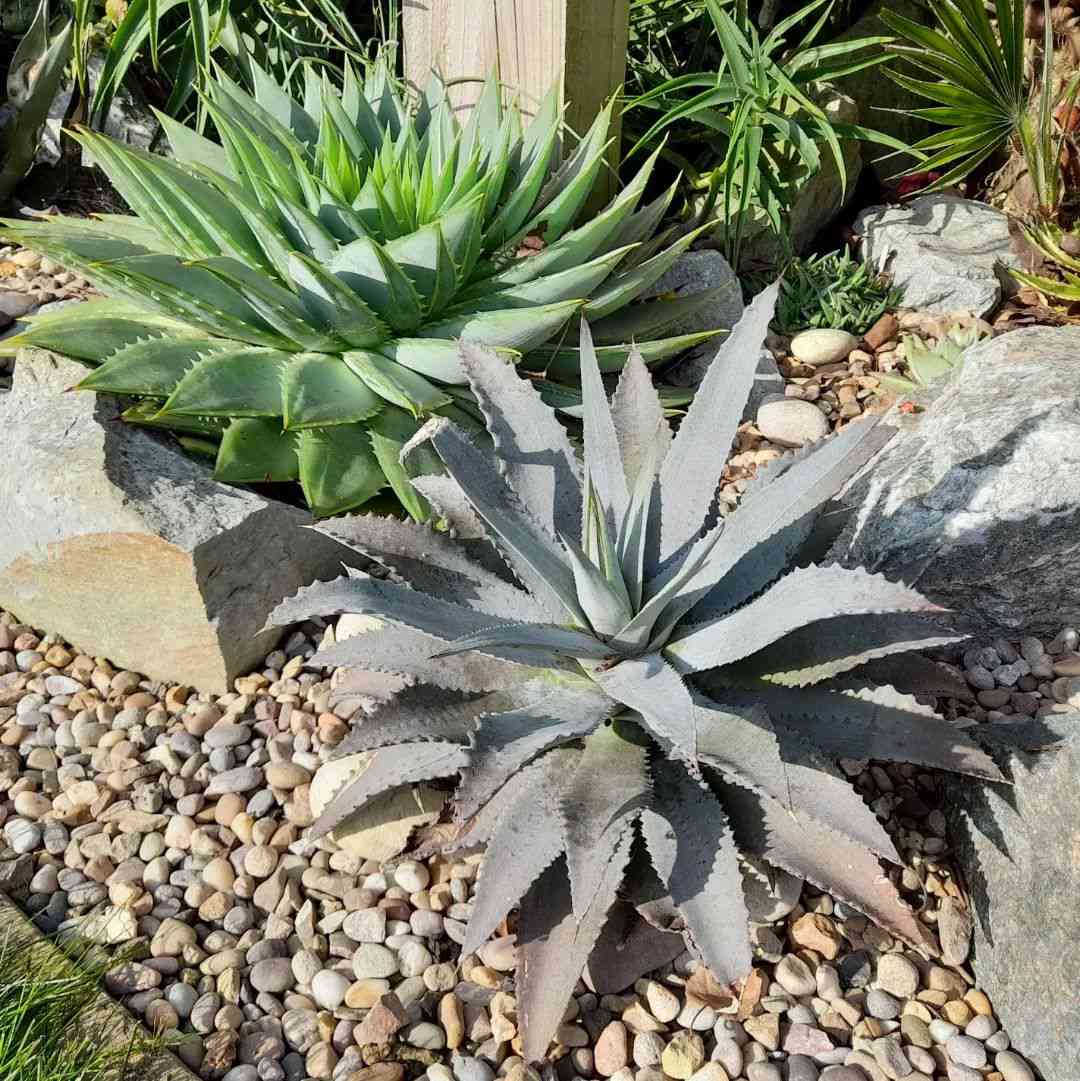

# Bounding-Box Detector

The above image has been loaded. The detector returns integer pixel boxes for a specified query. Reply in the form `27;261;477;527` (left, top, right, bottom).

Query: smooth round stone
14;792;51;820
250;958;296;994
965;1013;997;1039
785;1056;820;1081
394;860;430;893
774;955;817;997
397;940;434;977
930;1019;960;1043
265;761;312;789
865;989;901;1020
875;953;920;998
223;1068;259;1081
946;1035;987;1069
451;1055;495;1081
352;944;398;980
756;398;829;449
311;970;349;1011
995;1051;1035;1081
405;1021;445;1050
5;819;42;853
790;328;858;367
167;983;199;1019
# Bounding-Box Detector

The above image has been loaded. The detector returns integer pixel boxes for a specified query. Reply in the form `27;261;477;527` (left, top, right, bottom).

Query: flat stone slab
0;349;359;693
832;326;1080;638
948;718;1080;1081
856;194;1020;317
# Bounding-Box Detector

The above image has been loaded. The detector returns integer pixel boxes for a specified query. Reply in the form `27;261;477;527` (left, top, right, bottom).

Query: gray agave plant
272;283;1002;1060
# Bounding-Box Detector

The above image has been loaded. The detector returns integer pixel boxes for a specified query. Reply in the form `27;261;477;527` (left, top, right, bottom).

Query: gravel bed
0;607;1062;1081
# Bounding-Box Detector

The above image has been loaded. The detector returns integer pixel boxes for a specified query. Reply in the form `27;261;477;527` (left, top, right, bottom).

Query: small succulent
0;57;718;517
272;283;1001;1060
877;324;990;393
772;248;903;336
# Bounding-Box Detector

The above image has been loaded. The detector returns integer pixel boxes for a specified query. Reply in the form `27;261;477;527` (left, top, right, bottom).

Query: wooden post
403;0;630;196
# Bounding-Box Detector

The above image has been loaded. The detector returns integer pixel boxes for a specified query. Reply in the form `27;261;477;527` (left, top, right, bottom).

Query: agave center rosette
0;56;727;518
272;282;1004;1060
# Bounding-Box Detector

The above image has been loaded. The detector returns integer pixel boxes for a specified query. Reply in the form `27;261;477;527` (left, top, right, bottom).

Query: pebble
756;398;830;448
790;328;859;367
946;1034;987;1068
0;605;1046;1081
995;1051;1035;1081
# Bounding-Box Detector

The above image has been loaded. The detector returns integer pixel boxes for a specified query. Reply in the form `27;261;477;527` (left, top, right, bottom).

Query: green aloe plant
272;284;1002;1059
0;58;718;517
878;324;989;393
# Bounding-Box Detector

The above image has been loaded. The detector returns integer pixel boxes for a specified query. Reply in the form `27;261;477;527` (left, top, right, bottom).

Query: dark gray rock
948;717;1080;1081
831;327;1080;638
856;194;1020;317
645;249;744;338
0;349;361;692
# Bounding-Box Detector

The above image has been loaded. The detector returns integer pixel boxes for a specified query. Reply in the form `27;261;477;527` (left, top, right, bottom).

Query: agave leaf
77;338;228;396
710;684;1003;780
580;320;630;533
420;299;582;352
333;684;509;758
343;350;452;416
414;418;585;624
461;750;574;956
329;235;425;333
455;683;616;820
274;571;574;669
377;338;479;384
454;247;631;313
526;98;614;243
588;285;735;345
312;514;539;621
435;623;618;662
560;530;634;638
593;653;697;762
409;474;489;539
297;423;387;517
688;418;893;621
159;347;290;417
658;282;779;561
312;623;530;694
719;779;937;954
641;759;753;984
518;845;632;1062
311;741;468;838
288;253;389;349
215;417;299;482
563;721;651;920
695;695;898;860
281;353;383;429
666;565;947;674
610;344;672;489
460;341;583;544
731;612;964;688
582;223;709;321
534;331;722;381
843;653;972;698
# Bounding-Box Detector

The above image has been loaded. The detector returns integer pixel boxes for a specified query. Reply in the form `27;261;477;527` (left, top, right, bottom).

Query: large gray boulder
948;718;1080;1081
0;349;359;693
831;326;1080;638
856;194;1021;317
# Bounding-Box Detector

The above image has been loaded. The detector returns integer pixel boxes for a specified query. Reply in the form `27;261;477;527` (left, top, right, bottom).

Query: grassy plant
0;56;715;518
624;0;908;266
273;285;1001;1059
0;931;153;1081
772;248;903;335
73;0;396;131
